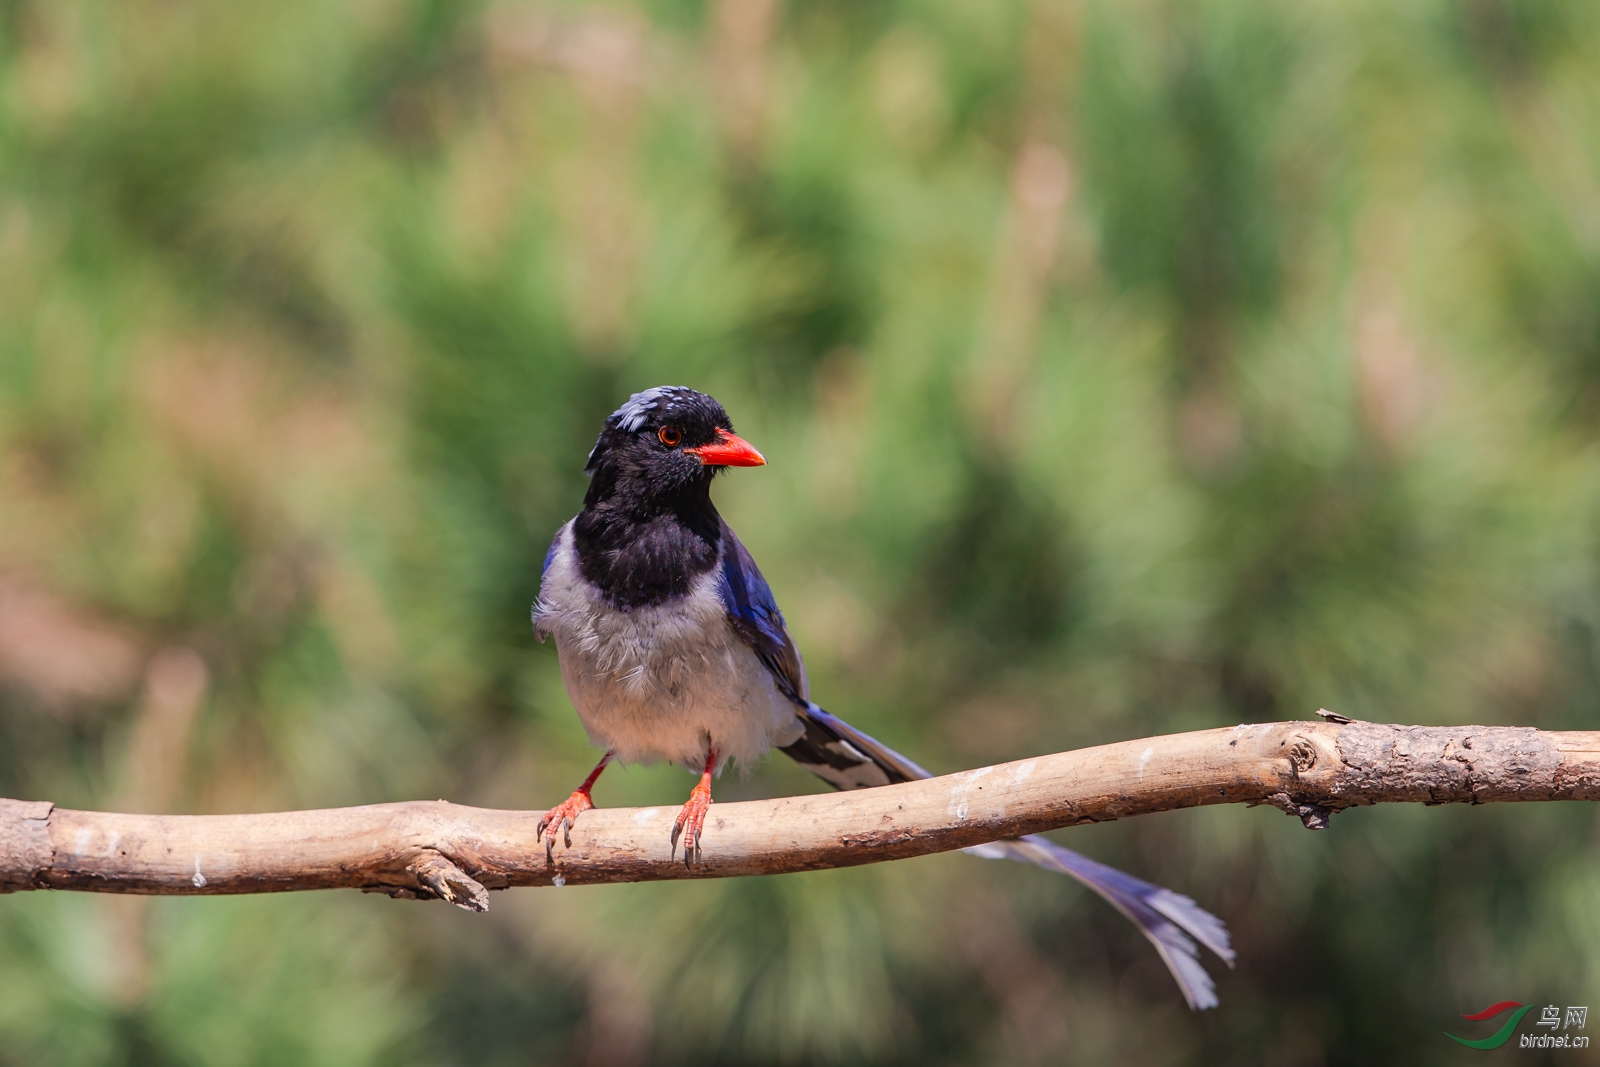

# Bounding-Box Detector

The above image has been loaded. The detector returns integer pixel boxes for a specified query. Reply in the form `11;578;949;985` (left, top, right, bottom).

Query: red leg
538;752;613;855
671;747;719;867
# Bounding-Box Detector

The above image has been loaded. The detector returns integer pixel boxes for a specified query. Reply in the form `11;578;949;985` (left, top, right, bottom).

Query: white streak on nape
612;385;691;431
191;857;207;888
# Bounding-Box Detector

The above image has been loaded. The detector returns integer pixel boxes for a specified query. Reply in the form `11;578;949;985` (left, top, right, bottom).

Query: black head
583;386;765;509
573;387;766;608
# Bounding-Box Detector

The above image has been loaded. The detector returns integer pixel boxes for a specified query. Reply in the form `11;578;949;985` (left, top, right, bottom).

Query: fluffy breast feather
535;523;803;772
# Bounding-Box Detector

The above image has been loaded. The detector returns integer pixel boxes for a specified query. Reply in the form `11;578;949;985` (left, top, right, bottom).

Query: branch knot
407;849;489;912
1264;792;1336;830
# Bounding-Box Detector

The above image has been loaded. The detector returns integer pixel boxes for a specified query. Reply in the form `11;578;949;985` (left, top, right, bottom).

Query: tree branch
4;720;1598;909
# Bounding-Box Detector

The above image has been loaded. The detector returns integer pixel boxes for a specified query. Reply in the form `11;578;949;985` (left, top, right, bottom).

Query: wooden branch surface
4;720;1599;910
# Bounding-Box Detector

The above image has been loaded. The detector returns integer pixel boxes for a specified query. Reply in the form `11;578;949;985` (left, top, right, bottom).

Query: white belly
534;524;803;773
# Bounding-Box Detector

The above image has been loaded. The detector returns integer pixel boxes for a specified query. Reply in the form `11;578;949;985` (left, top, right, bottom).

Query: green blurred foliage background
2;0;1600;1062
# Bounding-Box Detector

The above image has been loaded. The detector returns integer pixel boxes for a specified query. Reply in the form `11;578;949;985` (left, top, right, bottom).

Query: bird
532;385;1234;1009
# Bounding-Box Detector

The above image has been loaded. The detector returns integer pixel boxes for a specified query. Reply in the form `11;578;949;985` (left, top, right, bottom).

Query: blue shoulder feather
540;528;561;580
531;526;564;638
715;521;808;705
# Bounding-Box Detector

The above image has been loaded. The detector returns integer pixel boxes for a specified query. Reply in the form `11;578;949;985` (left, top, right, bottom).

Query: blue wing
715;521;808;706
540;527;562;581
531;525;565;639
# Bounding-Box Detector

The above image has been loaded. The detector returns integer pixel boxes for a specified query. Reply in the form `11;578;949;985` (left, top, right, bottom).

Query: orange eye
658;425;682;447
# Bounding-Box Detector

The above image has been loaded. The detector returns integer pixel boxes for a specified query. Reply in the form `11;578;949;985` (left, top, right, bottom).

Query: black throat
571;473;723;611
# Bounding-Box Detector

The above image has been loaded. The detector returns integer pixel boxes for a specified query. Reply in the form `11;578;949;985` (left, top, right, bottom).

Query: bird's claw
670;782;713;867
536;790;594;858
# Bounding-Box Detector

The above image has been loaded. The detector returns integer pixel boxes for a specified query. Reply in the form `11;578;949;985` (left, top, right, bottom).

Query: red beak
685;428;767;467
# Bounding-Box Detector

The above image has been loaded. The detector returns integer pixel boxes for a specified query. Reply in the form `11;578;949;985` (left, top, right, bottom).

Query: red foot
671;779;713;866
537;790;594;854
538;753;612;857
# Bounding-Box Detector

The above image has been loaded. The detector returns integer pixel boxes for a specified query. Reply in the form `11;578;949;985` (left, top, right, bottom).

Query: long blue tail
779;703;1234;1009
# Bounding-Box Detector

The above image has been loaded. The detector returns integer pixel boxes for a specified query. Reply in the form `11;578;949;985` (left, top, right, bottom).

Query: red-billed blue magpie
533;386;1233;1008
